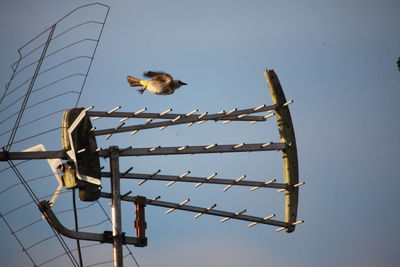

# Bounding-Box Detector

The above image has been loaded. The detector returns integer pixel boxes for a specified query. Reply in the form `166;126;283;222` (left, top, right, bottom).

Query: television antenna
1;67;303;266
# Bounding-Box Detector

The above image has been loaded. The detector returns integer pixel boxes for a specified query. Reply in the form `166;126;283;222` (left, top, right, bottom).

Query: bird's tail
127;76;148;87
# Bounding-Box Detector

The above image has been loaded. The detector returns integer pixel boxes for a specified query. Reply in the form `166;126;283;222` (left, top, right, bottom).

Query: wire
0;173;53;194
72;188;84;267
13;202;97;234
55;202;97;215
0;4;111;266
7;162;79;266
2;190;69;216
86;253;131;267
79;218;108;230
25;234;57;251
0;109;66;137
4;55;90;99
0;213;38;266
75;4;109;107
0;160;30;174
14;39;96;78
37;243;102;267
0;90;78;126
9;127;61;146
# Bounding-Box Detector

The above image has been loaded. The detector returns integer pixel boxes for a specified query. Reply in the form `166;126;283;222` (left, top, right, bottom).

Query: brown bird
127;71;187;95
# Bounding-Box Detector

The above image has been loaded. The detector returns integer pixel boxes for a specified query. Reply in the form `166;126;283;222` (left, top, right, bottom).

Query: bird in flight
127;71;187;95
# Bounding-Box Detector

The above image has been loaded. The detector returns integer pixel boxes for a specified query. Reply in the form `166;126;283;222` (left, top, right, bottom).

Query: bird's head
172;80;187;90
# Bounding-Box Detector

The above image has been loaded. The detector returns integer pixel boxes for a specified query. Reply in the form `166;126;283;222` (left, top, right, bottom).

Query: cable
72;188;84;267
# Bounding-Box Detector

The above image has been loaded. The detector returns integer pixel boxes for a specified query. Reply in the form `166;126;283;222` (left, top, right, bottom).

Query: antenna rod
110;146;123;267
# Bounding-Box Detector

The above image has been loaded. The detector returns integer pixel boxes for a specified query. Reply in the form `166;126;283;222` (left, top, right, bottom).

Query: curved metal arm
264;69;299;233
38;201;140;245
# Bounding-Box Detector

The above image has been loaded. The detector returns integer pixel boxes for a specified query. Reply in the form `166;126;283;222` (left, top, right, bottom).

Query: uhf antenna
1;69;304;267
0;3;110;267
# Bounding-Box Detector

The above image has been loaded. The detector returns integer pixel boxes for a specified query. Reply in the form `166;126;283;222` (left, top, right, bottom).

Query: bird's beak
181;82;187;86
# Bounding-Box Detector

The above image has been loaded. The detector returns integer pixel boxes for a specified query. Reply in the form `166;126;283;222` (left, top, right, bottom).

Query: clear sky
1;0;399;266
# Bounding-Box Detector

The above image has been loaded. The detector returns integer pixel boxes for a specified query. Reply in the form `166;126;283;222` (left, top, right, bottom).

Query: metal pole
110;146;123;267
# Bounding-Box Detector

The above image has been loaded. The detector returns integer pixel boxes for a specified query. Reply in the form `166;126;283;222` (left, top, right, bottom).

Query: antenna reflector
177;145;188;151
264;113;275;119
198;112;208;119
194;172;217;187
223;175;246;191
204;143;217;150
107;106;121;114
160;108;172;116
283;100;293;107
254;104;266;111
248;214;276;228
293;182;305;188
84;106;94;112
165;171;191;187
194;204;217;219
233;143;245;149
134;107;147;115
165;199;190;214
138;169;161;185
250;178;276;191
226;108;237;115
261;142;273;147
292;220;304;225
186;109;198;116
220;209;246;223
172;115;181;122
122;167;133;176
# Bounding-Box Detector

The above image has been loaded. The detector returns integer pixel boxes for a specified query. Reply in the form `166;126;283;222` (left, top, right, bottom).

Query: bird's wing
143;71;173;83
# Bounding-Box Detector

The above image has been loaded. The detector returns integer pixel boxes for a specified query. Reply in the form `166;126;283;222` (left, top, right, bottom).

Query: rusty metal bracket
38;200;141;246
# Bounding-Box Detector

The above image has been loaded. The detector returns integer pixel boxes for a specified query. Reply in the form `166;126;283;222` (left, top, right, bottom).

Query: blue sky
1;0;400;266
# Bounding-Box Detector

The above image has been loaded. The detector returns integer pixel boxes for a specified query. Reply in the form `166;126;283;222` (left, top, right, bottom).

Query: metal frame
264;69;299;232
38;200;140;245
0;69;302;267
0;3;109;151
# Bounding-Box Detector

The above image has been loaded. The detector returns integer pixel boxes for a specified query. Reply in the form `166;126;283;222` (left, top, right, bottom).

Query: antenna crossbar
92;104;276;136
101;172;287;189
88;110;270;122
99;142;286;156
0;142;285;161
100;193;289;228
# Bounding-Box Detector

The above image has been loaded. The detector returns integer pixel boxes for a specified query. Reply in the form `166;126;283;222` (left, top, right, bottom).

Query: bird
127;71;187;95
